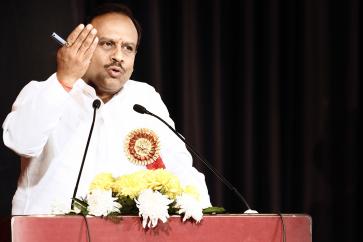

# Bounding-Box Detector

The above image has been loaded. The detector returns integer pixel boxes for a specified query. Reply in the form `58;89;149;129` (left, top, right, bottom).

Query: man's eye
100;41;114;49
123;44;134;53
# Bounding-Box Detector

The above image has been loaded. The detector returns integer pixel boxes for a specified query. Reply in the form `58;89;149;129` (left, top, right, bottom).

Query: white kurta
3;73;211;215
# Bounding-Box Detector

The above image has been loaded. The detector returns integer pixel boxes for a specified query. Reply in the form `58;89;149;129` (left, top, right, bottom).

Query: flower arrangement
63;169;208;228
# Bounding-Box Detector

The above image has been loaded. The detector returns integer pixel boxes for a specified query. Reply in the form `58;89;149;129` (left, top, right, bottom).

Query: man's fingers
66;24;85;47
71;24;94;50
77;28;98;55
83;37;99;60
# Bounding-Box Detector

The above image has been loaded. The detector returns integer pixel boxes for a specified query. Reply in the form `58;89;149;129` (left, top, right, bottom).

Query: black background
0;1;360;241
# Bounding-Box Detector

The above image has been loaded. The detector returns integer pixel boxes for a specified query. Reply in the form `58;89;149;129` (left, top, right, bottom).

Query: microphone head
133;104;147;114
93;99;101;109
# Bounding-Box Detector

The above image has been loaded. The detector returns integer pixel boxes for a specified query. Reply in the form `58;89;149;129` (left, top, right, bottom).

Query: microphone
133;104;149;114
71;99;101;209
133;104;258;214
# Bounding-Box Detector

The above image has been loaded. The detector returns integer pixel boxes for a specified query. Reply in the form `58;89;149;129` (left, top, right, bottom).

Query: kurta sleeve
2;73;70;157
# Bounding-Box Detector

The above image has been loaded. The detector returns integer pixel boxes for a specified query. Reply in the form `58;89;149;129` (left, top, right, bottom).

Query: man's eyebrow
98;37;114;42
122;41;136;47
97;37;136;46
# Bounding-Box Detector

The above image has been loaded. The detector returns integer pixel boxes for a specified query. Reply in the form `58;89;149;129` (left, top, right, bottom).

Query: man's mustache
104;61;125;72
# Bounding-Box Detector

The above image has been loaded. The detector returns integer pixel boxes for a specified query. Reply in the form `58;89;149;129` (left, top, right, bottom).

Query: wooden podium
11;214;312;242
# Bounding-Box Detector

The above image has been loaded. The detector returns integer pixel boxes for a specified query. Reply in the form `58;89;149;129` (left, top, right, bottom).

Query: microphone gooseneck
71;99;101;210
132;104;258;214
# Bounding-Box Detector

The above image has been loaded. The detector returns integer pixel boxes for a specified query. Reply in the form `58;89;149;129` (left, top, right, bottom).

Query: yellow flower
112;170;148;199
144;169;182;199
90;169;186;200
89;173;115;191
183;185;200;201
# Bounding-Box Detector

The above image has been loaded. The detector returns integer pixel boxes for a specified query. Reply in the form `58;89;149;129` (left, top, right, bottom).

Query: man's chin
103;80;126;92
83;75;128;91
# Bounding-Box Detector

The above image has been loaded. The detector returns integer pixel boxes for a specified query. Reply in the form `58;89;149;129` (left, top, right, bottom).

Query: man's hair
86;3;142;48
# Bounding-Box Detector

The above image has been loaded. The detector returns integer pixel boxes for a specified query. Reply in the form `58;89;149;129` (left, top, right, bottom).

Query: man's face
83;13;138;97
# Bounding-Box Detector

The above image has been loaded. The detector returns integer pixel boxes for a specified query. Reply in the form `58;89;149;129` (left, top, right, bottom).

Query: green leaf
168;201;178;214
202;206;226;214
118;196;138;215
71;198;89;215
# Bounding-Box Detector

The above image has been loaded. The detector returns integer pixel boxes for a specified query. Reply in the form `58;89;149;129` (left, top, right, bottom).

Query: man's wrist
56;73;74;92
59;80;73;92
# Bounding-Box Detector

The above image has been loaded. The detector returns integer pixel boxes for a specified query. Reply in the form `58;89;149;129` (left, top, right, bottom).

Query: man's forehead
91;13;138;44
91;13;133;29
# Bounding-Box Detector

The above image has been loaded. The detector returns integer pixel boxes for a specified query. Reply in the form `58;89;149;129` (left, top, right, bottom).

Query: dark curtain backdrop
0;0;360;242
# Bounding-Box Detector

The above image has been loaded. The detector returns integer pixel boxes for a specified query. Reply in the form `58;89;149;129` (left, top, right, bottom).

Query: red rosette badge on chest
124;128;161;166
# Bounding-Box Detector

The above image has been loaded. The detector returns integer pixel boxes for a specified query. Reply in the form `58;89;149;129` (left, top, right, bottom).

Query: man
3;3;211;215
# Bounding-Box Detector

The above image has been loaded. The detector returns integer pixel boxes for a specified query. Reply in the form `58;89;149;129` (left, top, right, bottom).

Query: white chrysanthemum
175;193;203;223
135;189;173;228
87;189;121;216
51;199;72;215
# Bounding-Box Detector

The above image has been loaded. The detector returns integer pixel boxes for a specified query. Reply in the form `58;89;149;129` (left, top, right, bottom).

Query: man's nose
110;46;124;63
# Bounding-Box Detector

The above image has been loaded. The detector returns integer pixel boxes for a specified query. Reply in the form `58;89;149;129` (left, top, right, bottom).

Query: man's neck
98;93;114;103
87;82;121;103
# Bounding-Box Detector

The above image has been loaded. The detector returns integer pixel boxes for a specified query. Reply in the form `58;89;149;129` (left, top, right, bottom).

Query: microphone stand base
243;209;259;214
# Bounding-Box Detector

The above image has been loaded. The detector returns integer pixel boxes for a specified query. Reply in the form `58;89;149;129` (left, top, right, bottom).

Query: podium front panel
11;214;312;242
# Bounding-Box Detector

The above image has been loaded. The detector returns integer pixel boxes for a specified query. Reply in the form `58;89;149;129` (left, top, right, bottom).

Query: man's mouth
106;66;124;78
